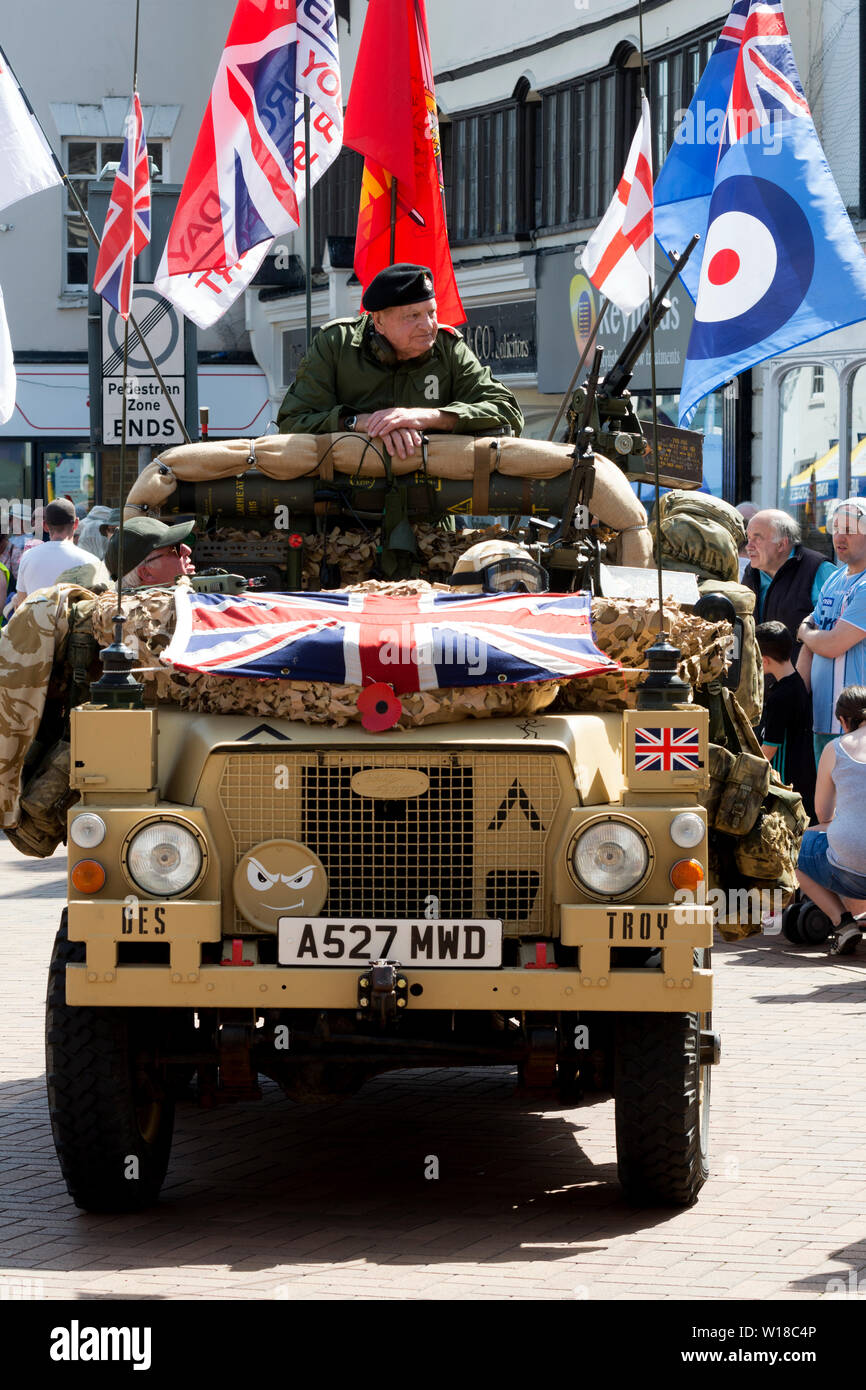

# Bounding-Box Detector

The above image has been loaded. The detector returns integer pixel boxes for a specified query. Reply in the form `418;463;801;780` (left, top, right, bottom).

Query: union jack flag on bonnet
92;93;150;320
163;589;619;695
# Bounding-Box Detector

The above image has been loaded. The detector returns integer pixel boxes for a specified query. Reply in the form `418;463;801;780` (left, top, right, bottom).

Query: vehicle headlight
670;812;705;849
69;813;106;849
124;819;204;897
570;817;651;897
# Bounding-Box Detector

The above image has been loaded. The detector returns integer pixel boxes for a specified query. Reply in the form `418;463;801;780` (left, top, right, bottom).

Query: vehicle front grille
217;750;562;935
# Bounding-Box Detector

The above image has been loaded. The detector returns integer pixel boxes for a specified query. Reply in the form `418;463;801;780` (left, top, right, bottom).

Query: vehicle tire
781;899;804;942
614;1010;709;1207
798;899;833;944
45;911;175;1212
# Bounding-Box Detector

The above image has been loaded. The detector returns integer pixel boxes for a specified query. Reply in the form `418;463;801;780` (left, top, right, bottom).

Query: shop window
848;364;866;501
632;391;724;498
0;442;34;512
778;364;840;548
45;448;95;508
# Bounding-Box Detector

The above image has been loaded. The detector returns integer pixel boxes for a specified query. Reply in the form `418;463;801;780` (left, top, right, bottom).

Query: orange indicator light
670;858;704;891
71;859;106;894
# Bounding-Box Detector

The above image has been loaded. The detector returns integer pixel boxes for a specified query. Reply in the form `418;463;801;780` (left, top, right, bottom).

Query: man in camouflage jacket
277;263;523;460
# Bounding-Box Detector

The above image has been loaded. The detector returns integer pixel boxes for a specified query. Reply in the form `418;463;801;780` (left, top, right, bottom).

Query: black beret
363;263;435;311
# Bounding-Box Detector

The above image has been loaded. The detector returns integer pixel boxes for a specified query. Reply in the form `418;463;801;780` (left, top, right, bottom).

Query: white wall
0;0;237;353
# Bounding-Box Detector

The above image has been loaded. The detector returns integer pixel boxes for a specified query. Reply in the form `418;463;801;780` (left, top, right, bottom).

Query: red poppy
357;682;402;731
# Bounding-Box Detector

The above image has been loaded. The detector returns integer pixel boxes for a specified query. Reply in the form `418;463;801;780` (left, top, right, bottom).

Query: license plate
277;918;502;967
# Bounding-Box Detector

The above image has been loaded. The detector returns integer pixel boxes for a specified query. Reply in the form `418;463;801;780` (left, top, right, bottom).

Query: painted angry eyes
246;858;315;893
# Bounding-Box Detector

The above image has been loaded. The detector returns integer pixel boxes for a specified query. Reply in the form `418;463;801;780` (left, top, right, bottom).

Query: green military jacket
277;315;524;437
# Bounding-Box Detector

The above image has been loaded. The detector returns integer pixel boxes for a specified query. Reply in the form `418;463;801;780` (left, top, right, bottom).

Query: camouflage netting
88;584;561;730
302;523;503;587
87;584;732;727
553;598;733;713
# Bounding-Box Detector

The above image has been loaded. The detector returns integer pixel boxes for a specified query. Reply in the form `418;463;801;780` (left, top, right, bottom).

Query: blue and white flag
164;588;618;695
654;0;866;425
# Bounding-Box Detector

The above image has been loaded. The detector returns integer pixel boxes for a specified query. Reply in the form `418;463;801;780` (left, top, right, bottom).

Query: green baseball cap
105;516;196;579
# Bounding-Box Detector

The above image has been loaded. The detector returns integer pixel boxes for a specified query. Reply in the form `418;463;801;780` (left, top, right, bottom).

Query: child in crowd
756;620;816;822
796;685;866;955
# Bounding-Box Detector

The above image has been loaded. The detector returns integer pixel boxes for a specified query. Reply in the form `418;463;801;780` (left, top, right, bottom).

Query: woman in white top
796;685;866;954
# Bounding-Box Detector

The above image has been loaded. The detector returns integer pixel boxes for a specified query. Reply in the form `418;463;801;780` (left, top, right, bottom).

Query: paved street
0;835;864;1303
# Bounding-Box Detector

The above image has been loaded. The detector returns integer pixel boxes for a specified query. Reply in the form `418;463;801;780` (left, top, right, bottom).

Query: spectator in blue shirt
797;499;866;766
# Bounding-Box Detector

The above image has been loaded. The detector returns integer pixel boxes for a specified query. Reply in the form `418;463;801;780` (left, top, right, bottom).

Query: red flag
344;0;465;326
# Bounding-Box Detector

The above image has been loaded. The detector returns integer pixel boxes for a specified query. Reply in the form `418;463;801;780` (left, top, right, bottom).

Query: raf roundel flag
655;0;866;426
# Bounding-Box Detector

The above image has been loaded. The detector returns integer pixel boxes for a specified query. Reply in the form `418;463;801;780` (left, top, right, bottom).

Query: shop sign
462;301;536;375
537;246;695;394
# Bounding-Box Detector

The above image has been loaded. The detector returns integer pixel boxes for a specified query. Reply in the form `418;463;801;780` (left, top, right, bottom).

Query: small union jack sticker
634;726;702;772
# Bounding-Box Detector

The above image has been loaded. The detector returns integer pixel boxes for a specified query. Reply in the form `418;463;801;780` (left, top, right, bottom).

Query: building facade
249;0;866;536
0;0;269;511
0;0;863;533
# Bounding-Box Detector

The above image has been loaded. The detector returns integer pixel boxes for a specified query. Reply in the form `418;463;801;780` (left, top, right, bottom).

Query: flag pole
114;0;143;619
546;298;610;442
303;95;313;350
638;0;666;638
0;42;191;446
389;178;397;264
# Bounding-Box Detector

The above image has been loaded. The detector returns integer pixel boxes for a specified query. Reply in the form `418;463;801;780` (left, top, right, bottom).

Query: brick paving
0;836;865;1301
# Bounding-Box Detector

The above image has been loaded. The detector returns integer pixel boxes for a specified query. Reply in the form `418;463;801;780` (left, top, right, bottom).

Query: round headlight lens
670;812;705;849
571;819;649;896
69;813;106;849
126;821;202;897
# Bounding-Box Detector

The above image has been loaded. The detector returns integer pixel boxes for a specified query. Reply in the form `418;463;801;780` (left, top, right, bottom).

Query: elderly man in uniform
105;516;196;588
277;263;524;459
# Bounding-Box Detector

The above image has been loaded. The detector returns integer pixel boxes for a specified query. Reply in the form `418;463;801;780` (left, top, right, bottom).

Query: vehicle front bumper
65;900;713;1012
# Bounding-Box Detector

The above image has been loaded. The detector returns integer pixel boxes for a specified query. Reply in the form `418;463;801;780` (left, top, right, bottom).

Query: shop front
762;323;866;557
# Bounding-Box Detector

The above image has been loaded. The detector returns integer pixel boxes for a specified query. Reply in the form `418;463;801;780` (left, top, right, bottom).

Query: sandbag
125;434;653;568
696;577;762;727
651;490;746;582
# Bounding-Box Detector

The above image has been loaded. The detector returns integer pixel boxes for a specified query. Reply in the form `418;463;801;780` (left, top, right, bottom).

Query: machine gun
566;233;703;490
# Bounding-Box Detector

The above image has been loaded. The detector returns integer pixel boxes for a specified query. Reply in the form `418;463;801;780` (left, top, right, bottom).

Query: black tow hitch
358;961;408;1024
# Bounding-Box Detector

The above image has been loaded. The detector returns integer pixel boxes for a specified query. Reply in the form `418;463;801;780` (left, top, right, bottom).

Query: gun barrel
600;233;700;397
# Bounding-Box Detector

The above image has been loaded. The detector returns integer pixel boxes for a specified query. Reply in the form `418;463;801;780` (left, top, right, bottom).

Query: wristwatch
344;413;358;431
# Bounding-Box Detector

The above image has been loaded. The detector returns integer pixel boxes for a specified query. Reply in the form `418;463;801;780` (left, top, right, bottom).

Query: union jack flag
724;1;810;147
92;93;150;320
634;727;703;773
163;589;619;695
155;0;342;329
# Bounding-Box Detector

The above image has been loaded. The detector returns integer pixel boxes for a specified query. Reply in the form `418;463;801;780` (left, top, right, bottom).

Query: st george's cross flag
163;588;619;696
581;94;654;315
654;0;866;426
93;93;151;319
155;0;342;330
